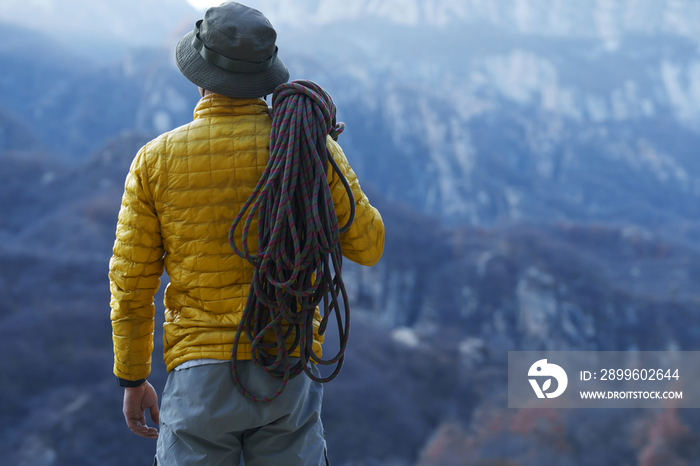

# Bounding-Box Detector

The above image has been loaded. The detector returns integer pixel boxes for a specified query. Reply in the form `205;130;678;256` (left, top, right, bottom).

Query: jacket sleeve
326;137;385;266
109;146;164;384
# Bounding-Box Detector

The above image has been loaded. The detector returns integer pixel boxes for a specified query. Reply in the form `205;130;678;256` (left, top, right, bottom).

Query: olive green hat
175;2;290;98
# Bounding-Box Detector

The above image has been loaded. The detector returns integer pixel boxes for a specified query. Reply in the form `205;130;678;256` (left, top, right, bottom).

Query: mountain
0;106;41;153
245;0;700;49
4;1;700;233
3;131;700;465
3;1;700;465
252;0;700;234
0;24;198;160
0;0;197;59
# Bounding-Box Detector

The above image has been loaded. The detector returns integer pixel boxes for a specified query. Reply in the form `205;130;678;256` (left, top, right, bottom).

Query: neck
199;86;214;98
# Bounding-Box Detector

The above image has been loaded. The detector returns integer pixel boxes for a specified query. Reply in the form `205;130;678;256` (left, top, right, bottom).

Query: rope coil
228;80;355;402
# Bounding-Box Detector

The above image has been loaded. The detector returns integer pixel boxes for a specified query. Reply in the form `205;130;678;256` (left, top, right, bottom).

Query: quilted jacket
109;94;384;383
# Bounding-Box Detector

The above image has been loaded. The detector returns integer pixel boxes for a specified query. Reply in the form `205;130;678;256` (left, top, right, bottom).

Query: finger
149;404;160;425
131;426;158;439
126;417;149;433
123;407;146;420
124;408;149;429
127;418;159;439
133;427;159;439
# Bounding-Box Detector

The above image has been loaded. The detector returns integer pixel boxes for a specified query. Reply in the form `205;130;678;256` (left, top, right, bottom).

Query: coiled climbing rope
228;80;355;402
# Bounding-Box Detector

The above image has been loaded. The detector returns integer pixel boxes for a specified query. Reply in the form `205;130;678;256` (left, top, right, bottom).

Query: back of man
109;2;384;465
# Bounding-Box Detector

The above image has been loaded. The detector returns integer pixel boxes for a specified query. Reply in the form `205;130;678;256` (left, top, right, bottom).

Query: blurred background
2;0;700;464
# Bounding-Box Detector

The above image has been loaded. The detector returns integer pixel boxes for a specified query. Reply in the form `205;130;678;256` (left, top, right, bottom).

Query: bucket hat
175;2;289;98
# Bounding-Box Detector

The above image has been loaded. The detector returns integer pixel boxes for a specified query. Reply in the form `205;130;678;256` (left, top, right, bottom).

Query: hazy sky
186;0;219;10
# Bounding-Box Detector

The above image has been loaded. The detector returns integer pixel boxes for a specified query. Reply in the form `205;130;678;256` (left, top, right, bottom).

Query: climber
109;2;384;465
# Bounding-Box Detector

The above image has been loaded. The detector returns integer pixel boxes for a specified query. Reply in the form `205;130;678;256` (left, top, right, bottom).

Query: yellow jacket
110;94;384;383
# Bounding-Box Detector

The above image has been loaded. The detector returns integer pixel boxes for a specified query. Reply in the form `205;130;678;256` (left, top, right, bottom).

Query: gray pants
155;361;328;465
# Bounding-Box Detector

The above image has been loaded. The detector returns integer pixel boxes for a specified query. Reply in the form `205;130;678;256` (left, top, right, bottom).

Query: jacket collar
193;93;269;120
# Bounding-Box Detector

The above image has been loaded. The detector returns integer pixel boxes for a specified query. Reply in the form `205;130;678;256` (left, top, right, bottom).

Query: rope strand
228;80;355;402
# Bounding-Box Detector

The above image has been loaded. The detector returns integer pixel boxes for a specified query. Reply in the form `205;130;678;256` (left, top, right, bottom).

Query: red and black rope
228;80;355;402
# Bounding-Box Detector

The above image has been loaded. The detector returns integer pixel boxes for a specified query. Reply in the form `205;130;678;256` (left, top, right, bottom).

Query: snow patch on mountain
249;0;700;48
661;60;700;126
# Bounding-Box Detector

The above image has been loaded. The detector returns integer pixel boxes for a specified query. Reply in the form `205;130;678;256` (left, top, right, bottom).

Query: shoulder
146;122;193;154
134;122;196;169
326;136;346;161
326;135;353;174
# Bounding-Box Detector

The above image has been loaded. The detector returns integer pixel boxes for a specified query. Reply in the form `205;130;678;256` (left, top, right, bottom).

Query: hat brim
175;30;290;99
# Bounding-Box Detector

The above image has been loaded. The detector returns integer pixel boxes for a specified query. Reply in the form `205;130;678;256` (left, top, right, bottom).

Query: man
109;2;384;465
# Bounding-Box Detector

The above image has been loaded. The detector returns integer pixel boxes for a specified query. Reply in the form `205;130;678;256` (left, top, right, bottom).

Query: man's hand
123;380;160;439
